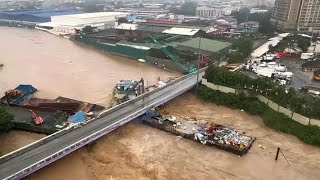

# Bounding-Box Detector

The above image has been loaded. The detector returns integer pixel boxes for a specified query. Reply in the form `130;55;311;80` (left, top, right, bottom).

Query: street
278;57;320;90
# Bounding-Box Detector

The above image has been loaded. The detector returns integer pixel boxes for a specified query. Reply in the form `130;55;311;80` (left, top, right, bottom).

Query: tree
118;17;128;24
231;8;250;23
268;44;274;53
180;1;198;15
138;3;144;8
232;38;253;57
0;106;14;133
257;12;274;35
232;8;274;35
81;26;97;33
297;38;311;52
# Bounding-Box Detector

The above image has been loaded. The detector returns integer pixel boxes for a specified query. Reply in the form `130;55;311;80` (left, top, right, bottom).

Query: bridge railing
98;68;205;118
0;68;205;165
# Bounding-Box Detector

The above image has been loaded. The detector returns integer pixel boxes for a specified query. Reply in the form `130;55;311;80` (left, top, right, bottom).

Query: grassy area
198;85;320;146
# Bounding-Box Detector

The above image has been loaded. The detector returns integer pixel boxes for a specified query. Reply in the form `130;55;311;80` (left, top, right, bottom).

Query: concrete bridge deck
0;71;204;180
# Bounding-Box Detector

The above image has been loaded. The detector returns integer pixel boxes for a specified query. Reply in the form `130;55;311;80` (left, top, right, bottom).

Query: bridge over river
0;71;204;180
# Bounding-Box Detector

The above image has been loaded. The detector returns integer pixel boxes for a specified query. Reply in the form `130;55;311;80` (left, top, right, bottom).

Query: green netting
75;36;147;59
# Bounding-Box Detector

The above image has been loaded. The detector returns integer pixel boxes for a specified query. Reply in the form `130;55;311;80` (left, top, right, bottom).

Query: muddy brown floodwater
1;27;320;180
0;27;179;106
3;93;320;180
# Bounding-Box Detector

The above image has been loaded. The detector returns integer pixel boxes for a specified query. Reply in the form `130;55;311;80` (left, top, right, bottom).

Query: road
0;72;204;180
279;57;320;89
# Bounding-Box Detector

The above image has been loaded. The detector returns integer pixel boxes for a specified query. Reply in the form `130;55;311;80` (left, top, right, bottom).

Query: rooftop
163;27;200;36
53;12;128;19
301;60;320;69
169;37;231;54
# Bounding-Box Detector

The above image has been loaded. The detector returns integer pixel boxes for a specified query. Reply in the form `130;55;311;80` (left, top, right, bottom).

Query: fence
201;78;320;127
74;36;147;60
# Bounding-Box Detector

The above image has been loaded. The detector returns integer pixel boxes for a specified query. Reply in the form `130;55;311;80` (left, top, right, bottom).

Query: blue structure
0;8;80;23
68;111;86;124
10;85;37;105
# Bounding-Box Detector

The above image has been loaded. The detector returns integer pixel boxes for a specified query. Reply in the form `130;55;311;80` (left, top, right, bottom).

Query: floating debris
142;110;255;156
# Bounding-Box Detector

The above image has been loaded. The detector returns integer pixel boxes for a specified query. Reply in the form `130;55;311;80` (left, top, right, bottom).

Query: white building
250;8;268;14
37;12;128;35
51;12;128;27
196;7;223;18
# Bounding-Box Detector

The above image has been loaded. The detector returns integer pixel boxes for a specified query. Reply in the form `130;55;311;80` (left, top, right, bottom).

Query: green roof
170;37;231;54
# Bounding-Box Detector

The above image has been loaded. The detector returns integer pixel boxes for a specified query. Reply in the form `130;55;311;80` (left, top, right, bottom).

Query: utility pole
196;37;201;95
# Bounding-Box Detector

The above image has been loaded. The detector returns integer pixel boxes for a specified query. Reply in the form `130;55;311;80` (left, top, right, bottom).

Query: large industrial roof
163;27;200;36
54;12;128;19
169;37;231;54
0;8;80;22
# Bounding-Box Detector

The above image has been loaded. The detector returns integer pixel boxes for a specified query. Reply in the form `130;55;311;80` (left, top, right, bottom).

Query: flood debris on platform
0;84;104;134
142;109;255;156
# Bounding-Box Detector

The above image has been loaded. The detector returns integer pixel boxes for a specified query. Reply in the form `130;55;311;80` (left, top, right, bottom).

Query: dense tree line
273;34;311;52
227;38;253;63
231;8;274;35
198;86;320;146
205;66;320;118
169;2;198;16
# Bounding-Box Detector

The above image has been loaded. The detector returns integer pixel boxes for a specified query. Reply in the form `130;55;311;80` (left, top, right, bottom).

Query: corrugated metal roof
301;60;320;68
53;12;128;19
136;24;169;33
163;27;200;36
115;23;138;30
169;37;231;53
251;38;281;58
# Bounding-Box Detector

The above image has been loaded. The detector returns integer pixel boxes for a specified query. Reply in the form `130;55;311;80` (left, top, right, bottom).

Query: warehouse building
0;8;80;23
38;12;128;33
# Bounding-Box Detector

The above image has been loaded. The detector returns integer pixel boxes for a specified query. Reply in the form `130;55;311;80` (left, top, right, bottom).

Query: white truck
301;53;314;60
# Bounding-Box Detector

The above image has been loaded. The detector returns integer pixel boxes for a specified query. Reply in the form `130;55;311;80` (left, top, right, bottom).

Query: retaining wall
292;113;310;125
202;78;320;127
74;36;147;60
310;119;320;126
218;85;236;94
268;100;279;112
278;106;293;118
257;95;269;104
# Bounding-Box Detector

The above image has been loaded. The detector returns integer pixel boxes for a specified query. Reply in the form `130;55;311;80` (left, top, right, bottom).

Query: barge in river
142;110;255;156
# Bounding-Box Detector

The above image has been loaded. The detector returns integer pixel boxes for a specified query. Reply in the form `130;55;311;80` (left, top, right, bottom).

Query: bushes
198;85;320;146
0;106;14;133
198;86;265;114
205;65;320;119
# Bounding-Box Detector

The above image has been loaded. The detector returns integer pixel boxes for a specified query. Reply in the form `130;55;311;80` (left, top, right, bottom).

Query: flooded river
0;26;177;179
0;27;178;105
1;27;320;180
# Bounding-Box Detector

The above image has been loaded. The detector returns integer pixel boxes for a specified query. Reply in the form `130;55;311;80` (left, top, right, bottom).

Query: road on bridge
0;72;204;179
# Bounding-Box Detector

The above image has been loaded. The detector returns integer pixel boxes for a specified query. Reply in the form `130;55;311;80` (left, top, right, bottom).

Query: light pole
196;37;202;95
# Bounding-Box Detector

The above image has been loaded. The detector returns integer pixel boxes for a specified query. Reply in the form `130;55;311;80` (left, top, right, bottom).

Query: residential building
271;0;320;33
196;6;223;18
271;0;301;31
297;0;320;33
